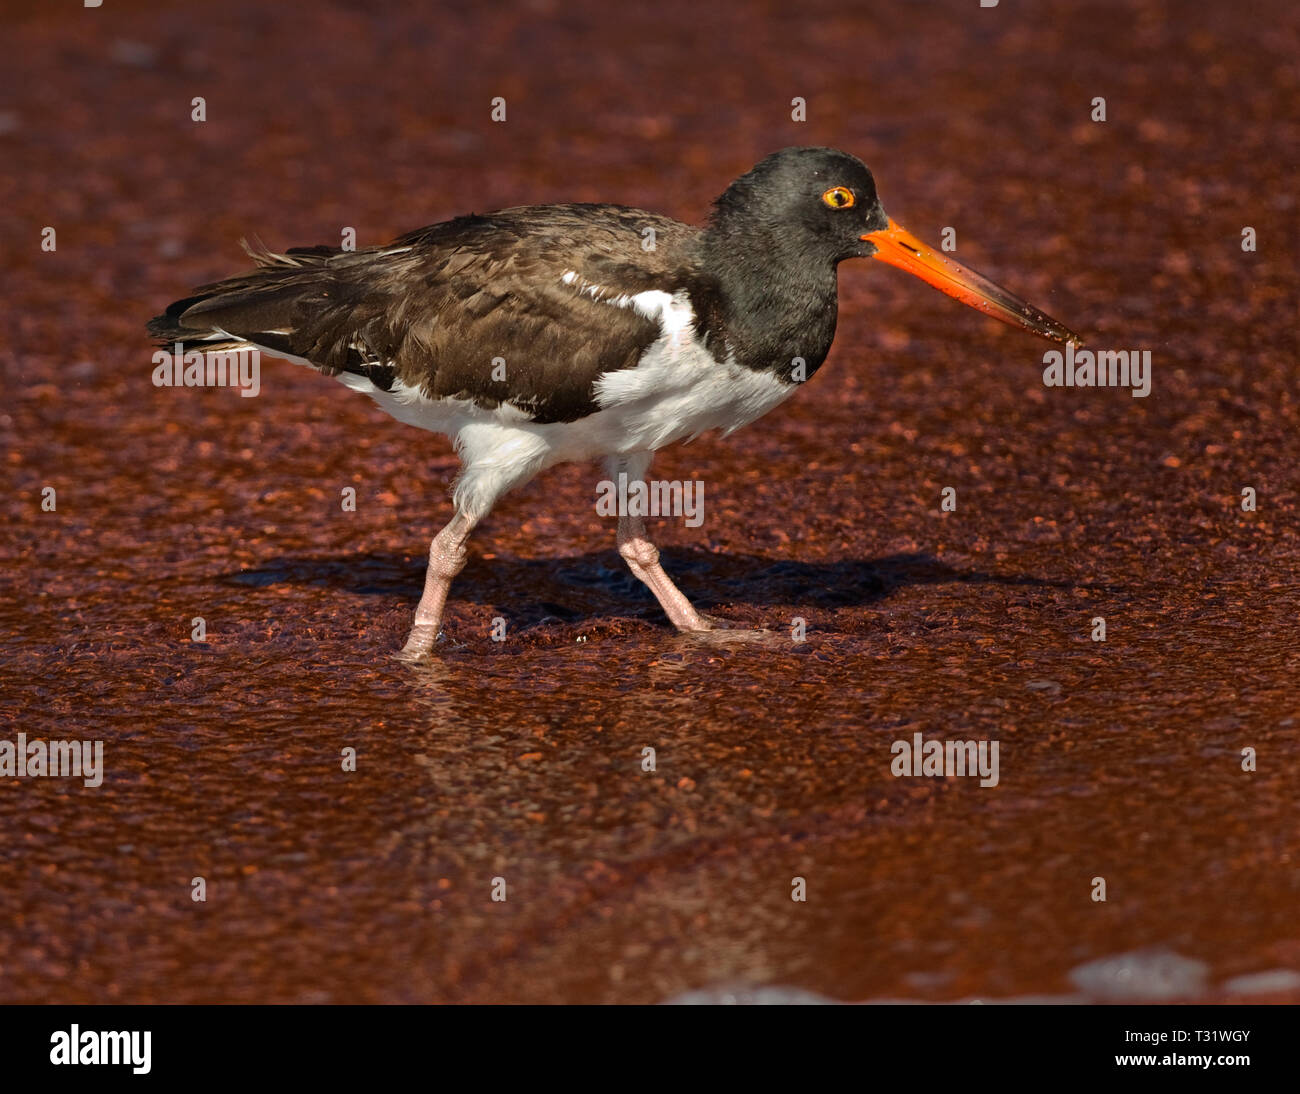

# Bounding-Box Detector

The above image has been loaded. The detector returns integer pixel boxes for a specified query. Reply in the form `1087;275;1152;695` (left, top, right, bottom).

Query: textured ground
1;0;1297;1003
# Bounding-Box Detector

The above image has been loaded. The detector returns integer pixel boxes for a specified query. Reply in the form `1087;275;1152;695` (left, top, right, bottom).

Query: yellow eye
821;186;855;209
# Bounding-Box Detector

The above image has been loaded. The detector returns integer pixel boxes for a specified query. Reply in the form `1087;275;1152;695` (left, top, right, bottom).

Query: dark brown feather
149;204;705;423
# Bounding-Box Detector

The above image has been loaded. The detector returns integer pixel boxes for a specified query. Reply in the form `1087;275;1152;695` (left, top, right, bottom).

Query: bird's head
711;146;1082;345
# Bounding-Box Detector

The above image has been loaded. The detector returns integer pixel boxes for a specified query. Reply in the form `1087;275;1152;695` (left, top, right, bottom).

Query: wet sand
1;0;1297;1003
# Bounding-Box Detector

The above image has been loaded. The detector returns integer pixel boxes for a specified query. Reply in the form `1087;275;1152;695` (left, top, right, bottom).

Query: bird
149;146;1082;659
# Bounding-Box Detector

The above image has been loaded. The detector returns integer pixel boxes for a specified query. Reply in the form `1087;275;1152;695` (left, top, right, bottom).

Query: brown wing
148;204;702;423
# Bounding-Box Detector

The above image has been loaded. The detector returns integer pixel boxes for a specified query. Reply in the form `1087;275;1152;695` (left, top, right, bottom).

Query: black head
702;146;1084;353
707;147;890;264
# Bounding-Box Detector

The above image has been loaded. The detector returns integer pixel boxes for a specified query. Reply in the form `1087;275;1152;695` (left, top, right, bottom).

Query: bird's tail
146;240;347;368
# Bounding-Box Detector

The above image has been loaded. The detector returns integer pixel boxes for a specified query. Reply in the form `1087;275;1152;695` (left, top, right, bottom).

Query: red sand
1;0;1297;1003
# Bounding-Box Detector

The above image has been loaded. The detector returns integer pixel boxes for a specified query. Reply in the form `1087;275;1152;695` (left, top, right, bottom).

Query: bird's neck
697;221;840;382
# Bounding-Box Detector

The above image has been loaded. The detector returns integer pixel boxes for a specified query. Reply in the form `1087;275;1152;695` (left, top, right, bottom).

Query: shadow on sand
226;548;1082;628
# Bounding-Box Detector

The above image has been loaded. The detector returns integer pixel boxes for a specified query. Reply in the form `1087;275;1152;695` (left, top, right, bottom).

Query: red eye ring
822;186;855;209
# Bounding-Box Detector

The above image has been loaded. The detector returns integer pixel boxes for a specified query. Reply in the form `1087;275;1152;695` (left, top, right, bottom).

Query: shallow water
1;0;1297;1003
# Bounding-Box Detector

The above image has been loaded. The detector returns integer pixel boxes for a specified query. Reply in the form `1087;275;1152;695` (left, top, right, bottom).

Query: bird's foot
394;622;441;662
673;611;716;633
680;613;776;643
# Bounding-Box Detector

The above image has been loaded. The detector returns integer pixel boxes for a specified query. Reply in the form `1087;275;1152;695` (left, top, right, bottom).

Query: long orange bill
862;219;1083;346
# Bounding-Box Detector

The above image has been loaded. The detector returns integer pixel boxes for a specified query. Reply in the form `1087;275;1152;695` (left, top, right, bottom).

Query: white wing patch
562;278;795;450
560;269;637;311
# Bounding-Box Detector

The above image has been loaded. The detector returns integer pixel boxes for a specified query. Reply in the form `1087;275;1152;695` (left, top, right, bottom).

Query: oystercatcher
149;147;1081;658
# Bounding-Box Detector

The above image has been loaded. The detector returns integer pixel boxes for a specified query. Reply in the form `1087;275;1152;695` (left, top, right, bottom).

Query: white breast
576;283;796;457
322;279;797;517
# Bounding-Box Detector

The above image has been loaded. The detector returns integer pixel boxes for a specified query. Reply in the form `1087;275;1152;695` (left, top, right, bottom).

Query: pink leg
397;510;478;660
617;513;711;632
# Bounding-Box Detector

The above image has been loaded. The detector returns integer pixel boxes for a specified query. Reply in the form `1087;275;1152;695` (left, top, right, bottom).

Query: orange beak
862;219;1083;346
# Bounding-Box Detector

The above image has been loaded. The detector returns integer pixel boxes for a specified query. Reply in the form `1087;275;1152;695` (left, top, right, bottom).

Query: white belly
332;286;798;516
